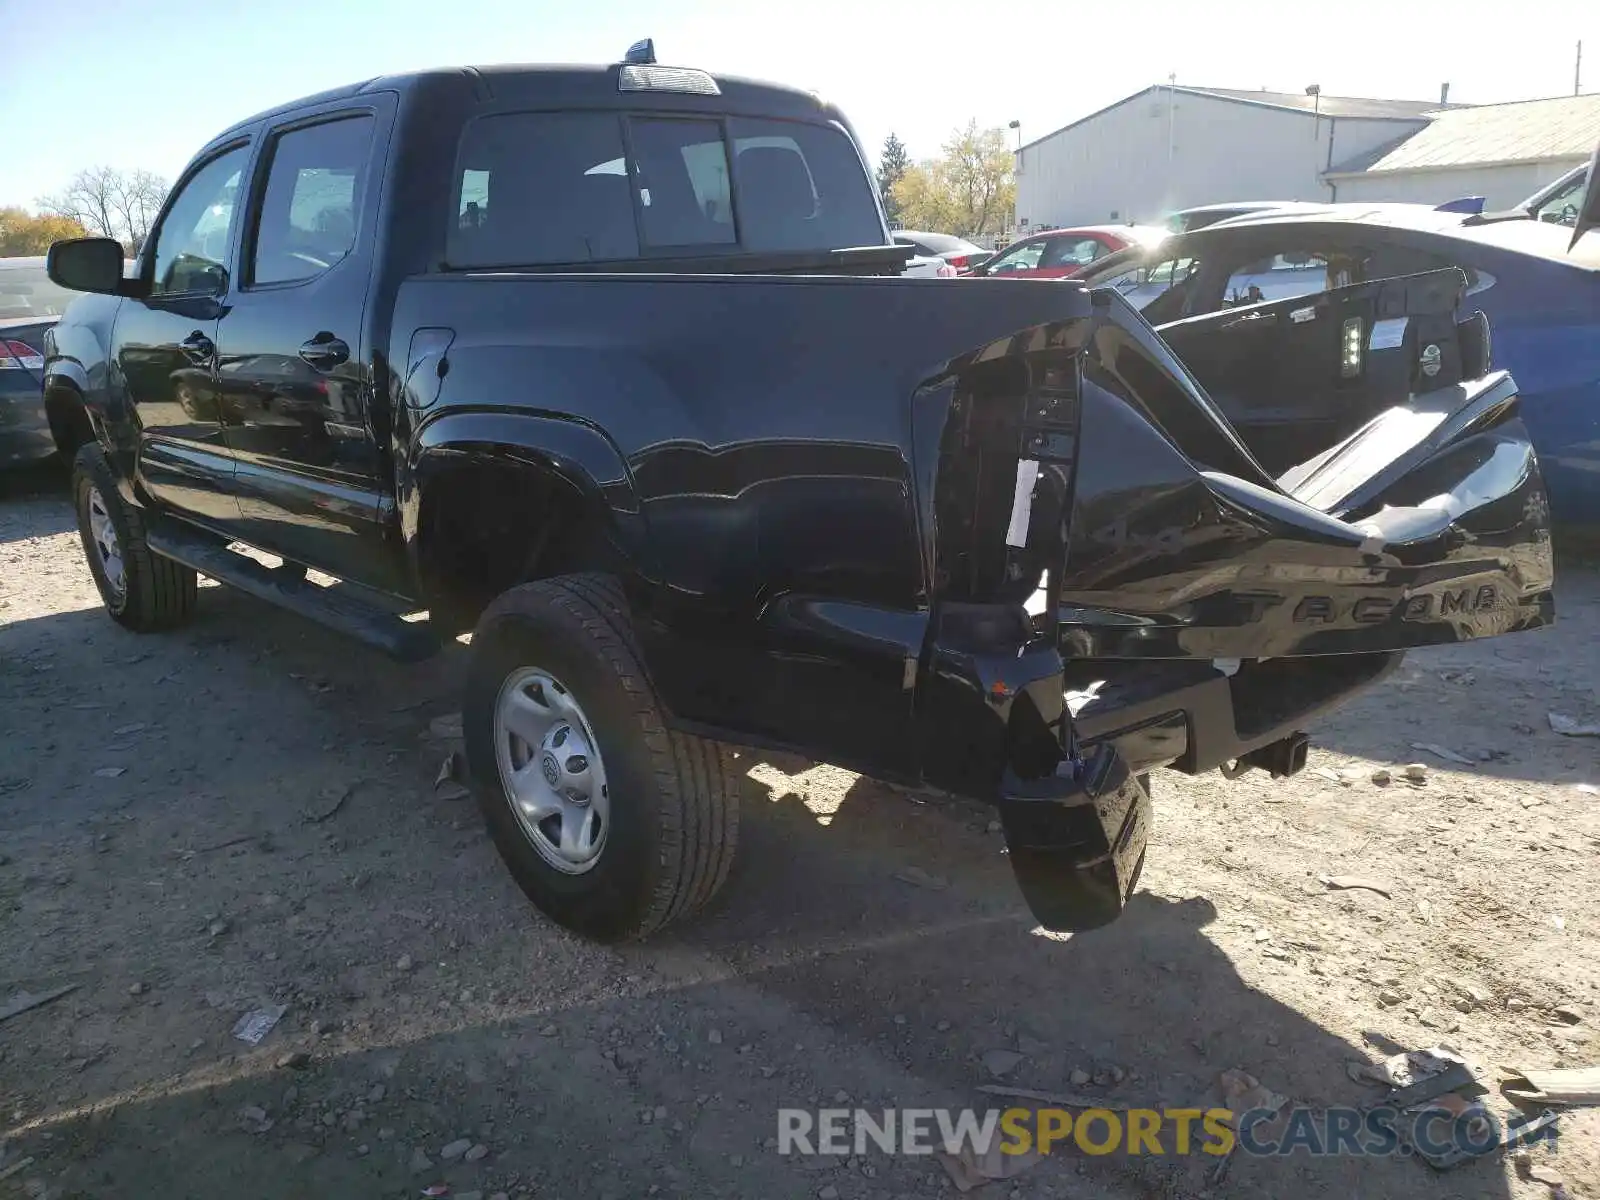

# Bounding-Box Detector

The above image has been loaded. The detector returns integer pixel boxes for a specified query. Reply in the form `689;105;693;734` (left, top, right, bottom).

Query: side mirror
1569;146;1598;250
47;237;129;296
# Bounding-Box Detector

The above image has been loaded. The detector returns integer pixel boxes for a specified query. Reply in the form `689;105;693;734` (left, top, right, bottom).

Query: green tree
886;121;1015;238
0;207;89;256
939;120;1015;237
876;133;911;225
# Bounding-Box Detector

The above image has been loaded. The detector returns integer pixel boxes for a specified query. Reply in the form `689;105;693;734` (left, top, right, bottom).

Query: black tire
72;444;198;631
463;573;741;941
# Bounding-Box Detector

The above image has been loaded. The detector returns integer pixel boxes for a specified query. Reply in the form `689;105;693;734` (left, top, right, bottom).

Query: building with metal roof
1325;93;1600;208
1014;84;1445;232
1014;83;1597;231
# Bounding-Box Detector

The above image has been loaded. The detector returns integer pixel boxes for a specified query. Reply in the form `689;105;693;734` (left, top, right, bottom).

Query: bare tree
37;167;168;252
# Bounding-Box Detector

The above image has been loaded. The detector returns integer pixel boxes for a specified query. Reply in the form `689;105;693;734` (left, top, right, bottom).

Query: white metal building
1014;86;1446;230
1325;93;1600;209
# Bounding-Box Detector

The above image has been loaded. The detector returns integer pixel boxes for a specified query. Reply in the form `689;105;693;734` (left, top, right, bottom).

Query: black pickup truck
43;44;1560;941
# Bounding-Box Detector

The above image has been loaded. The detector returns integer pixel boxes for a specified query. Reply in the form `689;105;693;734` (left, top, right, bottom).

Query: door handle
179;331;215;364
299;334;350;370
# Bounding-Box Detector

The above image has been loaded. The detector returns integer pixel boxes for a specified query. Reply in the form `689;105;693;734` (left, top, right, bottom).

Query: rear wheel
73;444;197;631
464;574;740;941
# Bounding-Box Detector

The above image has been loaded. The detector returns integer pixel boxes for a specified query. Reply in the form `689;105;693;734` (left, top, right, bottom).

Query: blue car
1079;164;1600;531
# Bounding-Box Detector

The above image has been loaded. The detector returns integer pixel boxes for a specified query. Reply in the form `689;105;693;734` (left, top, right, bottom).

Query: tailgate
1000;293;1556;662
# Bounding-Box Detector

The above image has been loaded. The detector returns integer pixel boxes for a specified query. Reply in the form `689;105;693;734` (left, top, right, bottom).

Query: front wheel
73;444;197;631
463;574;740;941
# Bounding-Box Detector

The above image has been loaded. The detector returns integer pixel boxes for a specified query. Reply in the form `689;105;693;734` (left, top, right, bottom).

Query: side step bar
145;520;439;663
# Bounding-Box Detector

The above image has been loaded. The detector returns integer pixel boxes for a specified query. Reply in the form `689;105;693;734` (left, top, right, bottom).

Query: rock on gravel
440;1138;473;1160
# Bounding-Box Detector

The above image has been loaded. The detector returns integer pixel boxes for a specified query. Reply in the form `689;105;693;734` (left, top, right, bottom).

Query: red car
967;224;1166;279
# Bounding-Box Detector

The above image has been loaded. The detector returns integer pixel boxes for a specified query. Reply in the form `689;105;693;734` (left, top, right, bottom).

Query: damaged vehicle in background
41;44;1570;943
1075;151;1600;530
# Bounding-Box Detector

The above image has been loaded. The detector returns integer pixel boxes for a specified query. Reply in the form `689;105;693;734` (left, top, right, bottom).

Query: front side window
1097;255;1203;323
149;145;249;297
251;115;375;286
1040;237;1103;269
986;241;1046;273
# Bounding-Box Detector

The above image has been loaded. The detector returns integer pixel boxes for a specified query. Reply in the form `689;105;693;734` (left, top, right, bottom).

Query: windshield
1527;168;1589;227
0;260;81;320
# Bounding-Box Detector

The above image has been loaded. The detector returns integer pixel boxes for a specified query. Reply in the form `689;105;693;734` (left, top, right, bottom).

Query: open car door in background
1152;268;1481;476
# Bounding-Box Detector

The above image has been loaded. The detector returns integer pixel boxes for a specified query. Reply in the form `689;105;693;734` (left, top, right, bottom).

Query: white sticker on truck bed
1369;317;1408;351
1006;459;1041;548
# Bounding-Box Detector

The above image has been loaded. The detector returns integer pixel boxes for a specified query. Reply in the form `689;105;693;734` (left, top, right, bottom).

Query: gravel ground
2;466;1597;1200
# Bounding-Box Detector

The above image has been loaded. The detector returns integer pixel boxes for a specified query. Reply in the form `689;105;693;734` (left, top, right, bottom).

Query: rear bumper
916;618;1403;800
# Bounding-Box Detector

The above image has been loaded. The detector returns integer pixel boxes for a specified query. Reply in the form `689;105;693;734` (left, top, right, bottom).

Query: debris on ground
980;1049;1025;1079
977;1084;1132;1109
92;767;125;778
238;1104;274;1134
302;782;353;823
434;753;470;801
1355;1046;1468;1089
428;712;464;740
1371;768;1392;786
232;1004;288;1045
1502;1065;1600;1105
0;983;78;1025
938;1132;1041;1192
1216;1068;1288;1121
1548;712;1600;737
1319;875;1392;898
1514;1148;1574;1197
0;1157;35;1184
1410;742;1474;766
1403;763;1429;784
891;866;949;890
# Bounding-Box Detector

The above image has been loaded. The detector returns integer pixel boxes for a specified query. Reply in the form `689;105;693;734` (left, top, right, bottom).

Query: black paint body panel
45;62;1556;810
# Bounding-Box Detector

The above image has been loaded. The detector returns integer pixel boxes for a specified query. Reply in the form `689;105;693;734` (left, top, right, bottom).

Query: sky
1;0;1595;207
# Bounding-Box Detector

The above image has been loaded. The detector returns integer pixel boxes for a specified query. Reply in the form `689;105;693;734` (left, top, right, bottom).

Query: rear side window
250;115;375;286
447;110;882;267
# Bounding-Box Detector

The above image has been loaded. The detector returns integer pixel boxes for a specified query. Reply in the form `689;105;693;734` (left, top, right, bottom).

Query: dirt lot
2;468;1598;1200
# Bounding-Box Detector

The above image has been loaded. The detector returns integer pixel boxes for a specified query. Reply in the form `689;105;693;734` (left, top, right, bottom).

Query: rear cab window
447;110;883;267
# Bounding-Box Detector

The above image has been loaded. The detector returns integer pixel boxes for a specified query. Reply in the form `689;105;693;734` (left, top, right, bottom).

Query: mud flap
998;743;1151;932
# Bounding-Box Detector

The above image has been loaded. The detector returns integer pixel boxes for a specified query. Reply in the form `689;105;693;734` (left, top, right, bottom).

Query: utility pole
1577;41;1584;97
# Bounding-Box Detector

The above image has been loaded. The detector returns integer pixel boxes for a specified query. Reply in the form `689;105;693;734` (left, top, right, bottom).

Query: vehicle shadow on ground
0;848;1530;1200
0;586;1536;1200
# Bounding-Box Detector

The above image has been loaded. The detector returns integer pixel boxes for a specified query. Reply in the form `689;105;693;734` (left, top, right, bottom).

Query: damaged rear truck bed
42;47;1565;941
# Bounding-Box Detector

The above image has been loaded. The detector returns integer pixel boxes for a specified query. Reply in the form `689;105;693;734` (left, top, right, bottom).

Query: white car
892;230;991;273
901;248;956;278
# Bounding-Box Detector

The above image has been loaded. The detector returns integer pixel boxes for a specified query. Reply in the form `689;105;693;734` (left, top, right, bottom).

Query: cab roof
214;62;841;141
